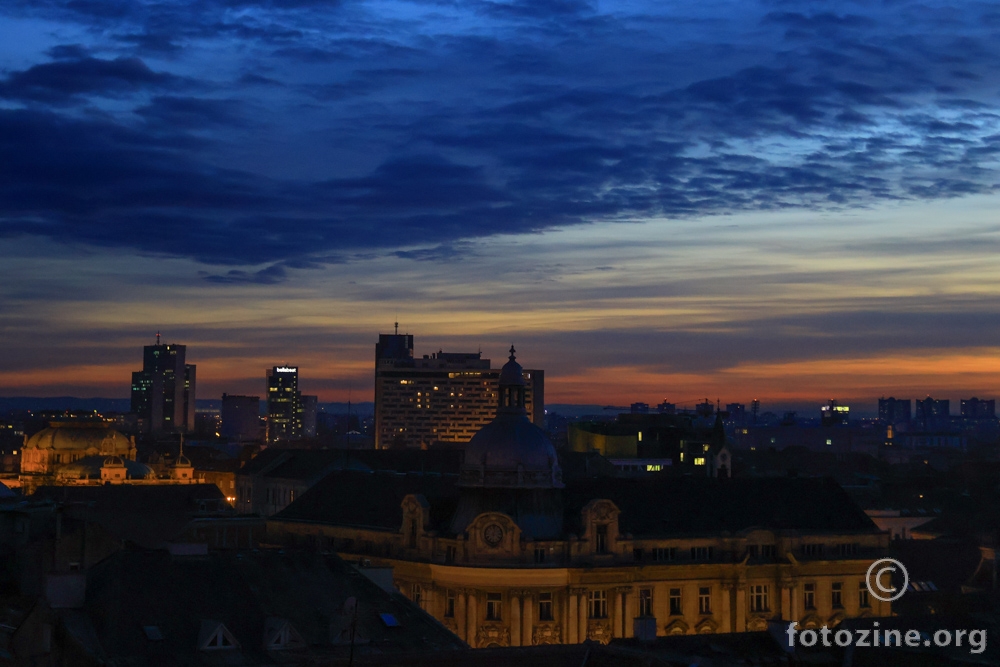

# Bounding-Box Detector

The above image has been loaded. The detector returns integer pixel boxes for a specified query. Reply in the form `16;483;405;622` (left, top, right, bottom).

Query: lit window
693;457;706;465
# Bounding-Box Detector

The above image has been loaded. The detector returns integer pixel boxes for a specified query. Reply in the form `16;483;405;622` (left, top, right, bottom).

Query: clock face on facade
483;523;504;547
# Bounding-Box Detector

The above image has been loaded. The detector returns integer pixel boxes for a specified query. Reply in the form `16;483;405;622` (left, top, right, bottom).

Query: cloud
0;55;179;104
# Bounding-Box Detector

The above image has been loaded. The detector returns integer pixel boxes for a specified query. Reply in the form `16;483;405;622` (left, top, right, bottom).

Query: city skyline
3;1;1000;405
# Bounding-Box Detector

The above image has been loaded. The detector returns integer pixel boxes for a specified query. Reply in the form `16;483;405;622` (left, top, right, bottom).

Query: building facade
270;349;889;647
130;338;196;434
266;366;302;442
374;334;543;449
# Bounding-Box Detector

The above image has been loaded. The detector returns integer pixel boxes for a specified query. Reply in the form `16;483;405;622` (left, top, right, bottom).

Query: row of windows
628;543;862;561
632;546;712;562
429;582;871;621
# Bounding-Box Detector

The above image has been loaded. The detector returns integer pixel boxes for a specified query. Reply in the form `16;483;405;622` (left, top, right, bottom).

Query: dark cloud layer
1;0;999;282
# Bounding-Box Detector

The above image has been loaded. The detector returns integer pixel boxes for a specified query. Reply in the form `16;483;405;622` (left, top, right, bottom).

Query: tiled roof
70;548;465;664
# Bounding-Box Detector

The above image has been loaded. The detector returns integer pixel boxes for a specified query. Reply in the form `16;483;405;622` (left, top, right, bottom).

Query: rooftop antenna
394;320;398;335
155;331;161;345
179;432;184;459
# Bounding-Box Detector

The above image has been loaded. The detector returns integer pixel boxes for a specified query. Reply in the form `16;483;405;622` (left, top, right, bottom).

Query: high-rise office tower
374;331;544;449
130;335;196;435
266;366;302;442
301;395;318;438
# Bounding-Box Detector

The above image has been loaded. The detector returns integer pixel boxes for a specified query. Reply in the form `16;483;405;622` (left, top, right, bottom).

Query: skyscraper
373;331;544;449
266;366;301;443
130;335;196;435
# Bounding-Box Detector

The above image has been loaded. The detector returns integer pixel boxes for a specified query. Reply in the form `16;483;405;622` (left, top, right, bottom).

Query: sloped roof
239;448;463;481
564;476;878;536
272;470;460;532
72;548;465;664
272;469;875;539
31;484;229;548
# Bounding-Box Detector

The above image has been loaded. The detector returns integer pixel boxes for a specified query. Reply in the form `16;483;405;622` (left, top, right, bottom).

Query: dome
462;414;561;488
498;345;525;386
24;420;133;454
459;346;563;489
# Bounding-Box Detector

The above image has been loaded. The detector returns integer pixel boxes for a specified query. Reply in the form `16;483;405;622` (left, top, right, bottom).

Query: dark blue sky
2;0;1000;406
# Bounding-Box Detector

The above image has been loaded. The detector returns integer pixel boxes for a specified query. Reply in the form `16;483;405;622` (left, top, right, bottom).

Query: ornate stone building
269;349;890;647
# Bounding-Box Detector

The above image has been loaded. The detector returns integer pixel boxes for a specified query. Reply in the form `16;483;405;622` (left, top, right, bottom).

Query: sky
2;0;1000;412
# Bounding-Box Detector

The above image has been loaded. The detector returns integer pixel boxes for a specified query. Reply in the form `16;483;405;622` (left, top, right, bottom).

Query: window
858;582;870;608
652;547;677;561
486;593;502;621
804;583;816;609
747;545;759;559
445;545;457;563
638;588;653;617
633;548;644;561
534;547;546;564
691;546;714;561
595;525;608;553
411;584;422;606
588;590;608;619
832;582;843;609
445;590;456;618
750;585;769;612
693;457;706;465
801;544;823;557
761;544;775;559
698;587;711;614
833;543;859;557
539;593;554;621
669;588;682;615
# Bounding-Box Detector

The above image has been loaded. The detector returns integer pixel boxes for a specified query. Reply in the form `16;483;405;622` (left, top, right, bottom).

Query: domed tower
450;347;564;539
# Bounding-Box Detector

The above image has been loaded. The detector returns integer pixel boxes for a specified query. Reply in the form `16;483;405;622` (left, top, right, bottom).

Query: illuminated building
270;349;889;646
819;400;849;426
374;332;543;449
130;335;196;434
267;366;302;443
220;394;261;442
301;394;318;438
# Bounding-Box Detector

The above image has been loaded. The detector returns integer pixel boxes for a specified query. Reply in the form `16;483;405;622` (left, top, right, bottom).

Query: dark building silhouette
130;336;196;434
220;394;261;442
960;397;996;419
915;397;950;429
878;397;911;424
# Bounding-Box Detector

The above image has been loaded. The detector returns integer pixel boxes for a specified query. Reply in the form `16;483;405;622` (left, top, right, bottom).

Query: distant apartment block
373;333;543;449
915;397;950;429
960;397;996;420
220;394;261;442
878;397;912;424
130;337;196;434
